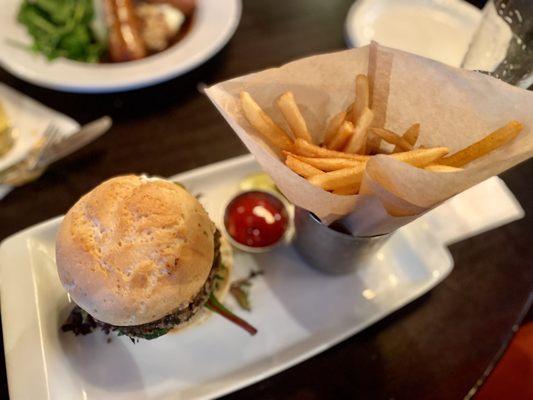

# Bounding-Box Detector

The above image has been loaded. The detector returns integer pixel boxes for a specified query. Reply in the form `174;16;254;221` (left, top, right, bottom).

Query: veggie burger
57;175;255;340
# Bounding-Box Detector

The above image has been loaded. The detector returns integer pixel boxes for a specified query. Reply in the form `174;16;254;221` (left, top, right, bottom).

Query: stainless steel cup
292;207;391;275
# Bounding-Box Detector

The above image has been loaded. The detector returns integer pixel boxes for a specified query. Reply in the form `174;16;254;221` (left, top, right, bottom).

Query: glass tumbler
462;0;533;88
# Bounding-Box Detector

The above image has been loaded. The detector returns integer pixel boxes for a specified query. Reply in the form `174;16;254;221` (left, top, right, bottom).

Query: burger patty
62;230;222;340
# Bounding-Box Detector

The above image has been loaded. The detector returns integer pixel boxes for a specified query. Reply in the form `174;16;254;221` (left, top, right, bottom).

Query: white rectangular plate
1;155;453;400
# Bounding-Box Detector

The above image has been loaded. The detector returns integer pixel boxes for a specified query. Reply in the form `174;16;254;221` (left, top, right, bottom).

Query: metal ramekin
292;207;391;275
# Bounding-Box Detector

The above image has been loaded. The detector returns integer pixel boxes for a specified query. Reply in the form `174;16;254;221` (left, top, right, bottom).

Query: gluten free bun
170;235;234;334
56;175;216;326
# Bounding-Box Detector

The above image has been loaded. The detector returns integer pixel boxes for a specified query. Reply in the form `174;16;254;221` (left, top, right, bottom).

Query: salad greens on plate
18;0;104;62
16;0;194;63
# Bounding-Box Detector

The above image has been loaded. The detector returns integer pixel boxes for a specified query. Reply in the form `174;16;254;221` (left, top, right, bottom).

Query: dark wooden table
2;0;532;399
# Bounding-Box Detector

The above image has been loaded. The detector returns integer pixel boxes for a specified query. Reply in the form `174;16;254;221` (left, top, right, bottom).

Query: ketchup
224;191;288;248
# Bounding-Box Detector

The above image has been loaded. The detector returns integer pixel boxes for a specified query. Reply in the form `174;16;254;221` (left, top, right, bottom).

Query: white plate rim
0;0;242;93
344;0;482;48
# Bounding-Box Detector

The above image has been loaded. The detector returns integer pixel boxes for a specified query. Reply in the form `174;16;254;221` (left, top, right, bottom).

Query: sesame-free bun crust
169;235;233;334
56;175;215;326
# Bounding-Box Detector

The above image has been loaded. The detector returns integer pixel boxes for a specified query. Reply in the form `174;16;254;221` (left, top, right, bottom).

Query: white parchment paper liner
206;43;533;235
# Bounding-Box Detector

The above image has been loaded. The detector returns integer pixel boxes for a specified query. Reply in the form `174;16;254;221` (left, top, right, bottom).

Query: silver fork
0;124;63;186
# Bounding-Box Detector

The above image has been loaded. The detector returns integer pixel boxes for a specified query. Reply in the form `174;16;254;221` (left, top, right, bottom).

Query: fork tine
25;124;62;170
43;123;62;144
0;123;64;185
36;124;63;165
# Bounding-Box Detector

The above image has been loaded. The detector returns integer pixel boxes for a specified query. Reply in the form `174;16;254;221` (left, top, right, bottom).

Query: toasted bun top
56;175;215;326
170;236;234;334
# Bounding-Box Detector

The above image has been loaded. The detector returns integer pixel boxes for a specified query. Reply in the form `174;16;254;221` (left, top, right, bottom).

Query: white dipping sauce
347;0;481;67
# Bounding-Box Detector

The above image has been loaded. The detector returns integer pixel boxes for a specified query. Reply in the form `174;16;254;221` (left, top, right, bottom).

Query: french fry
240;91;294;151
439;121;523;167
425;164;463;172
328;121;354;150
293;138;369;161
285;155;324;178
365;132;381;155
286;152;361;171
323;111;346;146
299;147;448;193
393;123;420;152
308;165;365;191
241;86;524;203
276;92;314;143
293;146;447;175
344;107;374;154
345;103;354;122
370;128;413;151
332;186;359;195
390;147;449;167
353;74;369;123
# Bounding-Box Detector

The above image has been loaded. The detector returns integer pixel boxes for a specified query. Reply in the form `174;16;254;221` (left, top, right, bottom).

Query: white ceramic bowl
0;0;241;92
344;0;481;67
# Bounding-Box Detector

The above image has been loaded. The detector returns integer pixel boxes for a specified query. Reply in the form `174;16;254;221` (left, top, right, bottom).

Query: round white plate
0;0;241;93
345;0;481;67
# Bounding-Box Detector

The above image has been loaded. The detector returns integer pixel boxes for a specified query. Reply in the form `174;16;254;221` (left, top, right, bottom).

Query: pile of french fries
241;74;523;196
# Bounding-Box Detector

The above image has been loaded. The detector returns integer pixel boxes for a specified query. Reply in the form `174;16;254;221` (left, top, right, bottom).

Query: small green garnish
206;293;257;335
230;281;251;311
213;263;228;290
140;328;170;340
17;0;104;62
229;270;263;311
239;172;278;193
118;327;169;341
